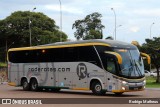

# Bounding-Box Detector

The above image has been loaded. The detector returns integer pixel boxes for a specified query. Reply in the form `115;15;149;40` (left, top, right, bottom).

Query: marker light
122;81;127;85
122;87;125;90
42;50;46;53
143;80;146;84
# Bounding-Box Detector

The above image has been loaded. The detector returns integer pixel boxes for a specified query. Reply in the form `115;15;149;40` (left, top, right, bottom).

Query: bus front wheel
91;81;106;95
30;79;38;91
22;79;30;91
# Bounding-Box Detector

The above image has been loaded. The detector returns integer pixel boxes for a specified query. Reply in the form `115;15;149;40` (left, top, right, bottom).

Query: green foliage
0;62;7;67
35;30;68;45
72;12;104;40
0;11;68;48
0;11;68;62
146;77;160;88
140;37;160;82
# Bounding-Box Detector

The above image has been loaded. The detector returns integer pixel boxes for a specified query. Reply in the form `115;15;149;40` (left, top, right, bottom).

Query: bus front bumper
112;80;146;93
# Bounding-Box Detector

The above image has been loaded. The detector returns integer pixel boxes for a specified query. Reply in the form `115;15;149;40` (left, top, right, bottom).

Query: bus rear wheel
91;81;106;95
22;79;30;91
30;79;38;91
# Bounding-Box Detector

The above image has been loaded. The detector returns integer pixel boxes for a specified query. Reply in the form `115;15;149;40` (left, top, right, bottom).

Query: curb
146;88;160;91
0;82;8;85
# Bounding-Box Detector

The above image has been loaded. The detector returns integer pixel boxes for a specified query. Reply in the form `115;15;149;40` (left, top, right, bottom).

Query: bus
7;39;150;95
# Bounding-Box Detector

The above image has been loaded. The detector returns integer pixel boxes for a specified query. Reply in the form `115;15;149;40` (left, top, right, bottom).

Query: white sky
0;0;160;44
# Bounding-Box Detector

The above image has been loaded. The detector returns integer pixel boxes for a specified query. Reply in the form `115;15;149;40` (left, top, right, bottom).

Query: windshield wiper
133;59;143;77
127;50;143;77
121;66;133;72
127;62;134;77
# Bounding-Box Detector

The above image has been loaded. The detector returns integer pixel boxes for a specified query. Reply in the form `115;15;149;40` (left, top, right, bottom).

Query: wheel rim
23;81;28;88
95;84;101;92
32;82;37;90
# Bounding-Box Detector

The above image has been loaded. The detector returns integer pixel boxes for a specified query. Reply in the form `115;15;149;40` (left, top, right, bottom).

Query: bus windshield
114;48;144;78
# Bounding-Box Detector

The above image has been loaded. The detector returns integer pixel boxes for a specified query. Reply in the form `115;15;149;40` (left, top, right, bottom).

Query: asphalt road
0;84;160;107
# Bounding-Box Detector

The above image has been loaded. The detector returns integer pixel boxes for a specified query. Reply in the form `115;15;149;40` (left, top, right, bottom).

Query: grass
0;62;7;67
146;76;160;88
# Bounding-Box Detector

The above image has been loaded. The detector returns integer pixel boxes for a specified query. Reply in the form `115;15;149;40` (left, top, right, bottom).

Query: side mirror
105;51;122;64
140;52;151;64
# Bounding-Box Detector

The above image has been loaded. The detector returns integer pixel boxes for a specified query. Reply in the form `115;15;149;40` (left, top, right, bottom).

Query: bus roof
8;39;137;51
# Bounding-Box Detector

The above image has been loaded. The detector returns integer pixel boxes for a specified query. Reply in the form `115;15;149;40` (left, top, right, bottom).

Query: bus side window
107;58;116;74
78;46;102;67
63;47;78;62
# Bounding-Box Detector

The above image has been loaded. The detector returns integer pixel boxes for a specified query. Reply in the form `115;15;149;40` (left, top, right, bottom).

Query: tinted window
8;48;63;63
78;46;102;67
9;49;49;63
8;46;102;68
63;47;78;62
95;46;112;68
107;57;116;74
49;48;63;62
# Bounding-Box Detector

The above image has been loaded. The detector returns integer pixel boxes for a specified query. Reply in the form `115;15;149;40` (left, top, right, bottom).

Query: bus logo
77;63;87;79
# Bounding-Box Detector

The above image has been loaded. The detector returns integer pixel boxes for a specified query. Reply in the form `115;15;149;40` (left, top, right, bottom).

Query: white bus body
8;40;148;95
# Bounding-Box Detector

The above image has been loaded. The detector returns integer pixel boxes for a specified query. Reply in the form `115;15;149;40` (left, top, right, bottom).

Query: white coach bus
7;39;150;95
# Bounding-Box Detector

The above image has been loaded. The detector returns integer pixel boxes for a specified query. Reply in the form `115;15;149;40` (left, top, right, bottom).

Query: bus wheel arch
90;79;106;95
30;77;39;91
21;77;30;91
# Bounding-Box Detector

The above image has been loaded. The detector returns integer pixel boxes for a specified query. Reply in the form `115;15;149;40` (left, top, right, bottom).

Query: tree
0;11;68;48
72;12;104;40
0;11;68;62
35;30;67;45
140;37;160;83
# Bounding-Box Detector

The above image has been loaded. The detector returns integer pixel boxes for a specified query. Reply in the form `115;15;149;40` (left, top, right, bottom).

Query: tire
22;79;30;91
30;79;38;91
91;81;106;95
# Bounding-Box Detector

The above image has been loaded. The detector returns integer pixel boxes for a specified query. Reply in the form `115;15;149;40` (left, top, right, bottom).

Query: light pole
5;40;14;63
58;0;62;42
29;7;36;46
149;22;154;72
150;22;155;39
113;25;122;38
111;8;117;40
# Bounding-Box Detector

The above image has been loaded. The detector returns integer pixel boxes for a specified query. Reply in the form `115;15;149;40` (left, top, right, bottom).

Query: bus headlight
144;86;145;89
122;87;125;90
122;81;127;85
143;80;146;84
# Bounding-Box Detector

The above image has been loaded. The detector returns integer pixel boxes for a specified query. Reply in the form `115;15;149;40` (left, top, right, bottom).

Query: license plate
134;88;139;90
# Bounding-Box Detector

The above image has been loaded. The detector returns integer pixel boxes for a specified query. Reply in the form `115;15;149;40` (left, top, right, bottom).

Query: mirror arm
140;52;151;64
